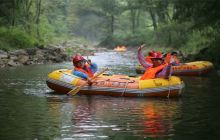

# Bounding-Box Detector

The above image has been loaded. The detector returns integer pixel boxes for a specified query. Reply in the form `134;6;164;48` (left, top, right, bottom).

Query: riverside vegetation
0;0;219;68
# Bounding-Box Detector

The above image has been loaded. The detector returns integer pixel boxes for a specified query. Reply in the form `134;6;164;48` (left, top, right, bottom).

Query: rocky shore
0;40;102;68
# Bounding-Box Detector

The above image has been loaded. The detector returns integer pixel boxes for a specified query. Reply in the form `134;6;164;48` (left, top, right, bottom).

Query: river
0;51;220;139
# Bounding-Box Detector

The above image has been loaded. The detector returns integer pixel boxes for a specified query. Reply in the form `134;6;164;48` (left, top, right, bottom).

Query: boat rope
167;79;171;98
121;80;135;96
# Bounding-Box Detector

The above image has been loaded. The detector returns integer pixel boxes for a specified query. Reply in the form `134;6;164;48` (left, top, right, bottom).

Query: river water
0;51;220;140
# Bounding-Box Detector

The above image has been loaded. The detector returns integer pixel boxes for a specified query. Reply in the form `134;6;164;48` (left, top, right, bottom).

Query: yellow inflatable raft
136;61;213;76
46;69;184;97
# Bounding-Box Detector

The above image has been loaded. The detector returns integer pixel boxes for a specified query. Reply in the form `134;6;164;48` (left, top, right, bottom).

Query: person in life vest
145;50;155;64
72;54;98;83
165;51;180;66
137;44;172;80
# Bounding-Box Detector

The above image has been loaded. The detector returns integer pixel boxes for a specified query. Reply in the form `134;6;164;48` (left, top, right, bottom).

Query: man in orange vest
145;50;155;64
165;51;180;66
72;54;98;83
137;44;171;80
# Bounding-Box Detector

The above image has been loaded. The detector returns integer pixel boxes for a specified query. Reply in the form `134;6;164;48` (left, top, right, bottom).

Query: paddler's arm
137;44;153;69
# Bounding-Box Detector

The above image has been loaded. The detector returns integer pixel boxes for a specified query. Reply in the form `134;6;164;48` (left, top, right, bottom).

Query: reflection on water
0;51;220;139
46;96;181;139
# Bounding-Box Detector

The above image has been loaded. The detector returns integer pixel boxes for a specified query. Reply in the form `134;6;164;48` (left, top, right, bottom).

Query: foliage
0;0;219;68
183;28;215;54
152;22;191;48
0;27;38;50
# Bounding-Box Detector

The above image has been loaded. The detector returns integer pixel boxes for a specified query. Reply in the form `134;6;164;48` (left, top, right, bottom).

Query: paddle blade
67;86;81;95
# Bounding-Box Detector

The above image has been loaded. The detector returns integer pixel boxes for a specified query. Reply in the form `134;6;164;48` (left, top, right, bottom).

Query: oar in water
167;64;173;98
67;68;109;96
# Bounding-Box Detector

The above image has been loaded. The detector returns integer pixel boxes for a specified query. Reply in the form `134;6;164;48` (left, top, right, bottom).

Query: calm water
0;51;220;140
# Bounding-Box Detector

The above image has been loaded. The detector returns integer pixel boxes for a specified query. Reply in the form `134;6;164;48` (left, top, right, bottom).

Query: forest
0;0;219;64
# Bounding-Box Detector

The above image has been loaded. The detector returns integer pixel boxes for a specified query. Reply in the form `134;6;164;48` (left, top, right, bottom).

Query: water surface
0;51;220;139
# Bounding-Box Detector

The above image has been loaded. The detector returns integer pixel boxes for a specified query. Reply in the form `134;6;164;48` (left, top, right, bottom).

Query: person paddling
72;54;98;84
137;44;171;80
165;51;180;66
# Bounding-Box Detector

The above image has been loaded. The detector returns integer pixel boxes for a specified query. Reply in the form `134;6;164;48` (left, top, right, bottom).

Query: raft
114;47;127;52
46;69;184;97
136;61;214;76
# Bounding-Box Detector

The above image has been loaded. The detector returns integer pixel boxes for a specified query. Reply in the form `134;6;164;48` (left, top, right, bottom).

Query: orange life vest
145;56;153;64
74;63;93;78
165;53;180;64
172;56;180;64
140;63;168;80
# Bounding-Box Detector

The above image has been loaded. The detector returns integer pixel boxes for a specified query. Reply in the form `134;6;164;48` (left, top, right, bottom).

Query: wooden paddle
67;68;108;96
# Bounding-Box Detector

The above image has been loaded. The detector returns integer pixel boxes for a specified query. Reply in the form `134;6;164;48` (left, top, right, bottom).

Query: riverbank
0;40;107;68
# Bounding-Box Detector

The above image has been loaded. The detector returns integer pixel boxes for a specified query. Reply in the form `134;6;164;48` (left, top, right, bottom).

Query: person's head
72;54;86;68
150;52;164;67
171;51;178;56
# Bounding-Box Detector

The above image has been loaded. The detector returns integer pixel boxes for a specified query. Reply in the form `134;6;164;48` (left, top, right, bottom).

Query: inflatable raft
136;61;213;76
114;47;127;52
46;69;184;97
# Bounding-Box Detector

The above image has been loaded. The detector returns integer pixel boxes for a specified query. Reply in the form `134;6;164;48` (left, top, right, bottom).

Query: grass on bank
0;26;94;52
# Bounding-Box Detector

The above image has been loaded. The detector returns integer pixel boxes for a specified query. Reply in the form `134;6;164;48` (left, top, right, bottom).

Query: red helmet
72;54;85;65
150;52;163;59
148;50;155;56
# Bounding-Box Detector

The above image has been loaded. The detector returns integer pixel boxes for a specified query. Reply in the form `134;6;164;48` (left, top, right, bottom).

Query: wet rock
18;55;29;64
0;50;8;59
8;60;22;67
0;54;8;59
25;60;35;65
0;39;100;68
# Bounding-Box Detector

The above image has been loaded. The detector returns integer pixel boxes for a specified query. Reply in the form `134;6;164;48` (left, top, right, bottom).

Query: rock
0;54;8;59
37;44;45;49
35;50;44;56
8;60;22;67
35;53;44;61
26;48;37;55
9;49;27;55
54;56;63;63
0;50;8;59
9;55;18;60
18;55;29;64
47;55;56;61
25;60;35;65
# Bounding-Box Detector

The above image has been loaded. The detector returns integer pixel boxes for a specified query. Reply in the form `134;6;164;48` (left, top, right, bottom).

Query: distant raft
114;46;127;52
46;69;184;98
136;61;214;76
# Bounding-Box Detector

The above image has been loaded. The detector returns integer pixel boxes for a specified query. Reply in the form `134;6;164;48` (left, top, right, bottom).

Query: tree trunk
149;8;157;30
130;9;136;34
110;14;114;35
136;9;141;29
24;0;32;33
11;0;16;26
35;0;41;39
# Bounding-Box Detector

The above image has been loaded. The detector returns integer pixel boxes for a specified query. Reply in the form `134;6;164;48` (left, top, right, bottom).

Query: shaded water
0;51;220;139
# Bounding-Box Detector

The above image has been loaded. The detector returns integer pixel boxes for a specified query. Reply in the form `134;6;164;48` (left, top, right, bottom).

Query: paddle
167;64;173;98
67;68;109;96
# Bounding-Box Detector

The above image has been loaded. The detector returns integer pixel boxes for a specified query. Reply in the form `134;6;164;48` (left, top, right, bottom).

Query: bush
0;27;38;50
153;22;191;48
98;29;152;48
183;27;216;54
